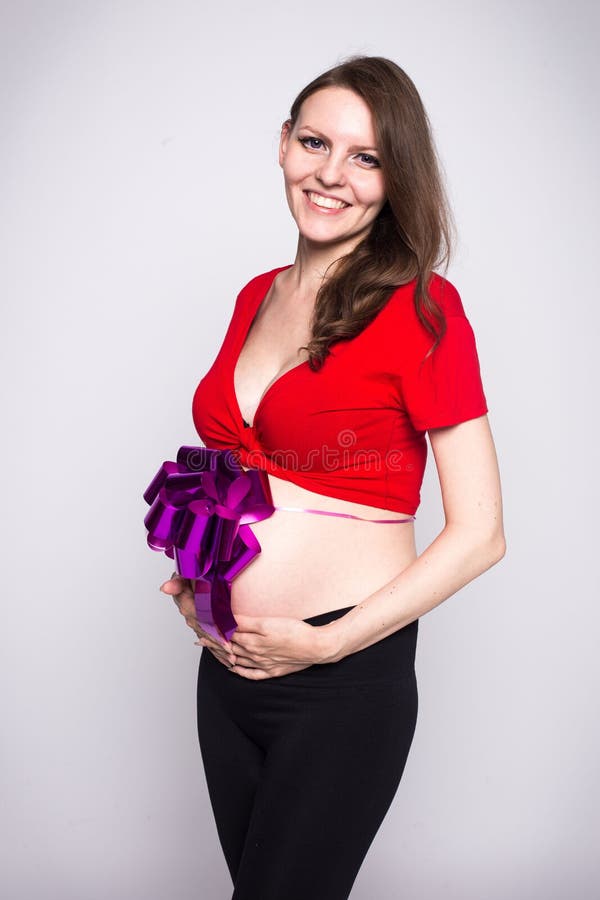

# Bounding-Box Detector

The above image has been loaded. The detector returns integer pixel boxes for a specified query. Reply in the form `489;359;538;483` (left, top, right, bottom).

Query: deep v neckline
232;265;310;430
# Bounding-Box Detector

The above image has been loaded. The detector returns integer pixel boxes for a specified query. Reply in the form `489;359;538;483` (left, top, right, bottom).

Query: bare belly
230;470;418;620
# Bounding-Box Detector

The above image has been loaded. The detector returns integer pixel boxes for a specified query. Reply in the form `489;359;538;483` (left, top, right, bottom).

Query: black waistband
302;605;357;626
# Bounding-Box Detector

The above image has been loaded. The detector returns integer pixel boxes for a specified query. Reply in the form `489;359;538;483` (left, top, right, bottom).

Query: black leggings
196;605;419;900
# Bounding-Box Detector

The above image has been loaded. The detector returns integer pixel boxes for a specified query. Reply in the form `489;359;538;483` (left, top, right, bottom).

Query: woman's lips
304;190;351;213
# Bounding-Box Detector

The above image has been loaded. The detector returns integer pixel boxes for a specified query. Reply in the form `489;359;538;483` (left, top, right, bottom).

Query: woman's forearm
317;524;506;663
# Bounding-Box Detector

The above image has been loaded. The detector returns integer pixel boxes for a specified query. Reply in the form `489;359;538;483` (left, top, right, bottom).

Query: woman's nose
315;154;347;187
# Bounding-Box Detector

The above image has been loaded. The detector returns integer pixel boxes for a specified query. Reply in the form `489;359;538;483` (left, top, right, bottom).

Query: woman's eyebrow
297;125;379;154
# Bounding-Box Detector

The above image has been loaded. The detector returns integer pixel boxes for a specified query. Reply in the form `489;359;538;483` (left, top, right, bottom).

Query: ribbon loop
143;446;275;642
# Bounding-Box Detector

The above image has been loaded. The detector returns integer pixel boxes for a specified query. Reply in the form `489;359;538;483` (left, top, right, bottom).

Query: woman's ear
278;120;292;168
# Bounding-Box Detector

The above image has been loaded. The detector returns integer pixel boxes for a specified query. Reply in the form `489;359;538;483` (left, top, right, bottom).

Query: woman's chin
297;227;367;255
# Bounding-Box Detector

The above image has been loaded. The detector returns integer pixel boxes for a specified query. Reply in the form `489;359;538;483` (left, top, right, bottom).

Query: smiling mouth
305;191;351;210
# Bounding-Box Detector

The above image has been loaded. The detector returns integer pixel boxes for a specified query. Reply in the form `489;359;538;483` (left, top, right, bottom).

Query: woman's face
279;86;386;253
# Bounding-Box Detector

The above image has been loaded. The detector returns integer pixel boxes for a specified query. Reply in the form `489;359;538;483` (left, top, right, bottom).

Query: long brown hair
288;56;456;369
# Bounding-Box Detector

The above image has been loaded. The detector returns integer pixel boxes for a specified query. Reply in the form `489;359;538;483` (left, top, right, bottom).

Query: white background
1;1;599;897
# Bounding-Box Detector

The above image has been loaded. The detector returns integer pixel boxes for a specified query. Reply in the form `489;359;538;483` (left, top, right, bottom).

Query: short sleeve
400;314;488;431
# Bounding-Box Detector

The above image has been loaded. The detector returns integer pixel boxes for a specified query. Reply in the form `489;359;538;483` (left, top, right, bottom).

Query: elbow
444;519;507;566
448;522;506;566
484;528;507;566
491;532;507;563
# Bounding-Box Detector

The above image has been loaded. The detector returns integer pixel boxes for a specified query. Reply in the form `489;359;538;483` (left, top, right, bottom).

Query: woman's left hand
204;614;333;680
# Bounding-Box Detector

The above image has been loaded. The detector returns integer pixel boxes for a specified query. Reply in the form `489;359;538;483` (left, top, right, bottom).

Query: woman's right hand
159;573;236;667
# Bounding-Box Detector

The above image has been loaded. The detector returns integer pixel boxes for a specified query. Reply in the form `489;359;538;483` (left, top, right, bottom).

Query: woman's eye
299;136;324;150
358;153;380;168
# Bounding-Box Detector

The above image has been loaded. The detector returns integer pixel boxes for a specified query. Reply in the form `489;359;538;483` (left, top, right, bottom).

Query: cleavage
235;296;312;428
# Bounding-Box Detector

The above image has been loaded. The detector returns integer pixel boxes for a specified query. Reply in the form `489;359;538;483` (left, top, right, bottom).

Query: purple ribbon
143;446;275;643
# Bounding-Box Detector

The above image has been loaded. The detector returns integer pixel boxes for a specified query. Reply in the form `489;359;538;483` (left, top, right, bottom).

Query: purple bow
143;446;275;642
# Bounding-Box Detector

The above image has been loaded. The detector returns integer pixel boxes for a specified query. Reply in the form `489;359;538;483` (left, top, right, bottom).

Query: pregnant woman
160;55;506;900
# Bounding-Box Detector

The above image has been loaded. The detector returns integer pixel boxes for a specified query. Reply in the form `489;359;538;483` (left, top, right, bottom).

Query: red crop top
192;265;488;516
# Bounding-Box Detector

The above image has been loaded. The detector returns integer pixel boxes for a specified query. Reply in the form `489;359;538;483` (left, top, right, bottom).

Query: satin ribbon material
273;506;415;523
143;446;275;643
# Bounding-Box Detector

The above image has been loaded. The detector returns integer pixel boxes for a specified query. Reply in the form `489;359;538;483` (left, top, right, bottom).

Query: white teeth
307;191;349;210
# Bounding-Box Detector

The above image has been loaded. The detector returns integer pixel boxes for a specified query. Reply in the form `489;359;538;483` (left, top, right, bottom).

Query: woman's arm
317;414;506;663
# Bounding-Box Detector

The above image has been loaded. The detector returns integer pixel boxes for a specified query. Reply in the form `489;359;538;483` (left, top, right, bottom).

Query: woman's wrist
313;621;349;665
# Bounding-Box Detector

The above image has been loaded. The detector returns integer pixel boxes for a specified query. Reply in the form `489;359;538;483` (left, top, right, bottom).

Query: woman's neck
286;235;359;297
